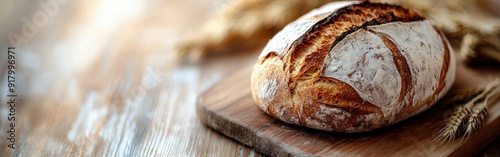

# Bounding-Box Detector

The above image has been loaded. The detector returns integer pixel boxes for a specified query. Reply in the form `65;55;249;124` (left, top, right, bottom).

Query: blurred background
0;0;261;156
0;0;226;97
0;0;499;156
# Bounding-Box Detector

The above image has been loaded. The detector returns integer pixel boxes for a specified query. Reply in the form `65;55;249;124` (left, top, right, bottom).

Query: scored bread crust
250;1;456;132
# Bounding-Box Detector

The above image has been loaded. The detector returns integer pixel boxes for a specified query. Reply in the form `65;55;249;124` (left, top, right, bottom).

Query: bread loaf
250;1;456;132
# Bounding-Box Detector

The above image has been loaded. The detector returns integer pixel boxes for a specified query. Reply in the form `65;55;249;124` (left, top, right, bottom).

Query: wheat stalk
464;98;488;136
438;105;472;141
437;78;500;141
437;91;479;141
173;0;500;64
173;0;336;62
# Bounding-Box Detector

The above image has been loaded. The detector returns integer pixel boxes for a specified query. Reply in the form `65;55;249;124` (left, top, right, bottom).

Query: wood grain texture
198;50;500;156
0;0;264;156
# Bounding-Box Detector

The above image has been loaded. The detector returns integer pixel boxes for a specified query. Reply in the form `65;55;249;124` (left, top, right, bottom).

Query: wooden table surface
0;0;498;156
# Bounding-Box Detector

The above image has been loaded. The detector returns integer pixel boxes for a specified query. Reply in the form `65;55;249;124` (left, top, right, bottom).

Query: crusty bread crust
251;1;455;132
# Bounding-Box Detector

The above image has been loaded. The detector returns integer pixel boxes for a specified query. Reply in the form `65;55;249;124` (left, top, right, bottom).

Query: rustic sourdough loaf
250;1;456;132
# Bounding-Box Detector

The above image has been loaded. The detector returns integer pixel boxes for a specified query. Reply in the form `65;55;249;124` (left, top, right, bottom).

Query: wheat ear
438;95;478;141
173;0;335;62
463;79;499;133
438;78;500;141
464;98;488;136
173;0;500;63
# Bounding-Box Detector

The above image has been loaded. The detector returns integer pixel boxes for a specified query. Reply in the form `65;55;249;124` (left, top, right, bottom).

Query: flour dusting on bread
250;1;455;132
258;79;278;101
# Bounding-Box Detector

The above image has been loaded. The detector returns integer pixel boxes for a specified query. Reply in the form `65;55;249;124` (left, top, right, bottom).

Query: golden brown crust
284;2;423;116
251;2;454;132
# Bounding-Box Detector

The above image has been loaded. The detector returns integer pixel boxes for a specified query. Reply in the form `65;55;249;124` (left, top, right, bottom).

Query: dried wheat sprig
460;33;480;63
479;47;500;63
173;0;500;64
464;98;488;136
438;105;472;141
435;87;483;141
461;33;500;64
462;82;498;136
437;78;500;141
476;35;500;63
173;0;336;62
380;0;500;64
466;79;500;134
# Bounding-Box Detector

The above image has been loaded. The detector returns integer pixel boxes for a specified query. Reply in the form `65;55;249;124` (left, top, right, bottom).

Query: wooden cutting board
197;54;500;156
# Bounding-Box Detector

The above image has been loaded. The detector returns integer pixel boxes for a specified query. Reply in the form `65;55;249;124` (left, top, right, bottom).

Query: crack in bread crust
366;29;413;103
250;2;454;132
283;2;424;126
314;77;383;115
393;26;451;121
